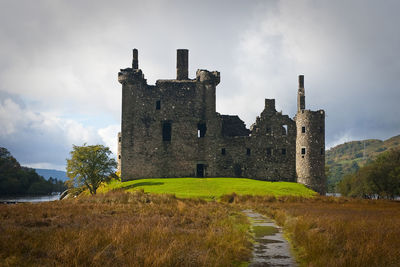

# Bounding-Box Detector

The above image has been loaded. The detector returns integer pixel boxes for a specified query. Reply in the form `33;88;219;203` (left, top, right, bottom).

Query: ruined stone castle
117;49;326;194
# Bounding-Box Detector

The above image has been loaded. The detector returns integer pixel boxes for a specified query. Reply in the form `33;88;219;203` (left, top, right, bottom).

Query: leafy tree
338;149;400;199
66;144;117;195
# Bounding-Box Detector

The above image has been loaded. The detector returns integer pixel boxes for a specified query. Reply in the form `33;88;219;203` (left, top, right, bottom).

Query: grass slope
101;178;316;199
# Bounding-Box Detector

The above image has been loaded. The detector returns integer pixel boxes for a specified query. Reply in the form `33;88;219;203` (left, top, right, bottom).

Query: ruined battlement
117;49;326;194
118;68;146;84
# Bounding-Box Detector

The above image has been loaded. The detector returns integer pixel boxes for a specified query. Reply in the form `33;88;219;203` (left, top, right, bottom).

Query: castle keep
117;49;326;194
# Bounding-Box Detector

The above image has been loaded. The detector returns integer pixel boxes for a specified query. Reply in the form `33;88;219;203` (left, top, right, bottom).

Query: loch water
0;193;60;204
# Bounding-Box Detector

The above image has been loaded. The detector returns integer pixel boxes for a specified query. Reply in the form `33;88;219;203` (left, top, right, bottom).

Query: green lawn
100;178;317;200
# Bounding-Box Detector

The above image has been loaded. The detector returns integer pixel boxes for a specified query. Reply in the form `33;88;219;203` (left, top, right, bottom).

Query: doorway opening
196;164;204;178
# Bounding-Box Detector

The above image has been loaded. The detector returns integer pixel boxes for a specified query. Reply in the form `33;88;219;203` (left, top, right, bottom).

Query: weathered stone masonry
117;49;326;194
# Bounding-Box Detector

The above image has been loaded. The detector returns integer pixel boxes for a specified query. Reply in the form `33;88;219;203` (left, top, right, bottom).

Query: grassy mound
100;178;316;199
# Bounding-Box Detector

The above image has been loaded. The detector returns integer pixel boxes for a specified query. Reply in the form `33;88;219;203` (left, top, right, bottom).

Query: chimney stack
176;49;188;80
132;49;138;69
299;75;304;88
297;75;305;111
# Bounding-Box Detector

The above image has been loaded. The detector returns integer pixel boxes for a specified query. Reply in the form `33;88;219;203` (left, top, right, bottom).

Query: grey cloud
0;0;399;168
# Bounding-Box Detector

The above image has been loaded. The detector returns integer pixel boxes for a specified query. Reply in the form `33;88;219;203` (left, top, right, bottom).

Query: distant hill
326;135;400;192
35;168;68;182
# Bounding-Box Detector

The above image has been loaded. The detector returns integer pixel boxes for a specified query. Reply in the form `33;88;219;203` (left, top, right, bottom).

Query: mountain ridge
35;168;68;182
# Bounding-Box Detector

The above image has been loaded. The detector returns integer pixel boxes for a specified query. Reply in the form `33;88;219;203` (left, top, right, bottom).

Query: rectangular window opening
282;148;286;155
221;148;226;155
118;137;121;143
301;147;306;155
266;147;272;156
282;125;288;135
321;148;324;155
266;127;271;134
198;123;207;138
162;122;171;142
156;100;161;110
301;126;306;133
246;148;251;156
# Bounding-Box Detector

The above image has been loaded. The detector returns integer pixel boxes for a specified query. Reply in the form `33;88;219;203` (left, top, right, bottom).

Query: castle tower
295;75;326;195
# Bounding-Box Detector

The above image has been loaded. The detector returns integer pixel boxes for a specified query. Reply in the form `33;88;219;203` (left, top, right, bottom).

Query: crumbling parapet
196;69;220;85
118;48;146;85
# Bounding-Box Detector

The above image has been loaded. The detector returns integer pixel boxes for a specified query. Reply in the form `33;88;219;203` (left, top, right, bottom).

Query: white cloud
98;124;120;156
326;132;355;150
23;162;66;171
0;95;113;170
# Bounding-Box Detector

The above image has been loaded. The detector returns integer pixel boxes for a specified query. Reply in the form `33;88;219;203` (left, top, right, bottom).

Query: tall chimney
299;75;304;88
132;49;138;69
297;75;305;111
176;49;188;80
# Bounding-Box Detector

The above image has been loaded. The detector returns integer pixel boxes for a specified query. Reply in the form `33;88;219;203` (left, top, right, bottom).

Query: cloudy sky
0;0;399;170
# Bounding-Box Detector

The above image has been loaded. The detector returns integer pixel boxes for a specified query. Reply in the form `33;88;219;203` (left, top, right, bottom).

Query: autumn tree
338;149;400;199
66;144;117;195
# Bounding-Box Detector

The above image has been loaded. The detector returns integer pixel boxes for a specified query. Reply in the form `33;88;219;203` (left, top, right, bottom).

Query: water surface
243;209;297;267
0;194;60;203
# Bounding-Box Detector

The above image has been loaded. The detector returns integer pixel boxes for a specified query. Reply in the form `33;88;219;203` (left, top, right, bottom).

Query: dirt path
243;209;297;267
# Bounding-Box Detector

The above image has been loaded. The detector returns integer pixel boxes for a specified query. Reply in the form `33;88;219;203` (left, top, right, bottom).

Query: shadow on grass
121;182;164;190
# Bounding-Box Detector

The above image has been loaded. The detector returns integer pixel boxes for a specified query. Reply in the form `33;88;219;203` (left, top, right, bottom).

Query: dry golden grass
0;191;251;267
228;194;400;267
3;191;400;267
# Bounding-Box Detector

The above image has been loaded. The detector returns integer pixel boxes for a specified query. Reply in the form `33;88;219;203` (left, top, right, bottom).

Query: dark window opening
198;123;207;138
196;164;204;178
266;147;272;156
266;127;271;134
319;126;323;133
118;137;121;143
301;147;306;155
282;148;286;155
246;148;251;156
321;148;324;155
221;148;226;155
118;155;121;159
156;100;161;110
162;122;171;141
302;126;306;133
282;125;288;135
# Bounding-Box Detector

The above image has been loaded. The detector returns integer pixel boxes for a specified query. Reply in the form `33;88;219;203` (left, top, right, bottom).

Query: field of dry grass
228;194;400;266
2;190;400;267
0;190;251;266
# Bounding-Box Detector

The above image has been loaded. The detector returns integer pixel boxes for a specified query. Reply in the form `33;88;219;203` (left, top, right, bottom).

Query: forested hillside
0;147;66;195
326;135;400;192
